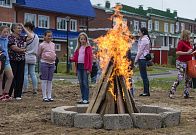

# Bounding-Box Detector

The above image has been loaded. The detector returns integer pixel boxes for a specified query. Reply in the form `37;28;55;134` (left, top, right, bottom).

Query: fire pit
51;5;181;129
51;104;181;129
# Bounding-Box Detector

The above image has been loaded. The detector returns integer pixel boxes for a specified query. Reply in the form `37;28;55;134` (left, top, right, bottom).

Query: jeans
77;63;89;101
23;63;38;91
91;75;97;83
138;59;150;94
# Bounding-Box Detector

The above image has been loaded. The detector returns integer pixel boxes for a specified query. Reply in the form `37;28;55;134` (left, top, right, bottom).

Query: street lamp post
66;16;71;73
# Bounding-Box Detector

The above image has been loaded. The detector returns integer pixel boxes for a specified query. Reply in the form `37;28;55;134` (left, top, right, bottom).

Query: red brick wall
88;8;112;38
0;7;15;22
15;7;80;30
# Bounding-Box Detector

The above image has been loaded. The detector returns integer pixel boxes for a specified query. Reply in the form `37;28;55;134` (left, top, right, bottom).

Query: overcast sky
91;0;196;20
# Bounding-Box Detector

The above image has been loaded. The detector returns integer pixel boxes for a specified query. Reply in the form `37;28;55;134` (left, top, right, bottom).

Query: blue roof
33;28;79;39
15;0;95;18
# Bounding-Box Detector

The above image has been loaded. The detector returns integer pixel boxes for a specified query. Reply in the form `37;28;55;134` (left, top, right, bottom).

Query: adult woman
134;27;151;96
169;30;195;99
8;23;32;100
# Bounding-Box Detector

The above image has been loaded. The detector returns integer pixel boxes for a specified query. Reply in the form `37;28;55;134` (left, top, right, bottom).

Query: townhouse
89;1;196;65
0;0;95;60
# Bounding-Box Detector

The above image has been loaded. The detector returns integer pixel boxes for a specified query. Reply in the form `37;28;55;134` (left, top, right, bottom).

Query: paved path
53;69;178;84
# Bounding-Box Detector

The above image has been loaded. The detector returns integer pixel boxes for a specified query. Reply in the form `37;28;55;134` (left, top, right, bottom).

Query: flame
94;5;135;98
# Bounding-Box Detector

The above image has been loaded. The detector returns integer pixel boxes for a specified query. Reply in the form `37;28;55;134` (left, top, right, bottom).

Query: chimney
173;10;177;17
105;1;110;9
116;2;121;6
97;4;101;7
166;8;170;13
138;5;143;10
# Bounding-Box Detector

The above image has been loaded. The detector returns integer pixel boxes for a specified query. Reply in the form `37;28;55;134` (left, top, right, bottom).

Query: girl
38;30;56;102
169;30;195;99
70;32;92;104
0;26;14;101
22;22;39;95
134;27;151;96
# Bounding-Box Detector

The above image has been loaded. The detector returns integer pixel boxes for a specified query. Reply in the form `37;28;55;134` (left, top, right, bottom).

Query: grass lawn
135;77;185;92
133;66;175;76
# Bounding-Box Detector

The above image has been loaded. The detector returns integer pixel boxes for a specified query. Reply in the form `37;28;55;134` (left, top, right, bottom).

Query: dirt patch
0;83;196;135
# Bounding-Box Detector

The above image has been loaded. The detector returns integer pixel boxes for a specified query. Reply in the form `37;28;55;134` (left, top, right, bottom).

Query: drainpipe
15;7;18;23
160;49;162;65
86;17;89;35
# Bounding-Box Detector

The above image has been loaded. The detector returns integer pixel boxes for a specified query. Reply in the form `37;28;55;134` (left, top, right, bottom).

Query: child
0;26;14;101
22;22;39;95
70;32;92;104
91;54;98;83
126;48;135;97
38;30;56;102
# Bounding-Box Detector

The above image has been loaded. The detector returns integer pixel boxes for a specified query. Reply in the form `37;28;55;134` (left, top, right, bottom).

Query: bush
57;62;66;74
57;62;76;75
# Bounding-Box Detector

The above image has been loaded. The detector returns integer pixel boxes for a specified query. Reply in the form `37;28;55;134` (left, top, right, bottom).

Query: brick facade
0;6;15;22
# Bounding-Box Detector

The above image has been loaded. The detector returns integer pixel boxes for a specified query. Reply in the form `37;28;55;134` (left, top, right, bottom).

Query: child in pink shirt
70;32;92;104
38;30;56;102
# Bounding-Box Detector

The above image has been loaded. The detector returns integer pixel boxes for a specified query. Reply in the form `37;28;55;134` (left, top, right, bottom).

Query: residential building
89;1;196;65
0;0;95;60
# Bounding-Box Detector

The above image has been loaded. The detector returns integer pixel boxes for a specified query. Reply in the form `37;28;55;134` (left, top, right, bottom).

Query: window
79;18;86;27
112;17;117;27
154;21;159;31
0;21;11;28
24;13;36;27
38;15;49;28
170;24;174;34
164;23;168;32
141;22;146;28
133;20;139;31
55;44;61;51
181;23;185;32
189;25;193;32
176;22;179;33
148;20;152;31
122;18;127;28
57;17;67;30
0;0;11;7
70;19;77;32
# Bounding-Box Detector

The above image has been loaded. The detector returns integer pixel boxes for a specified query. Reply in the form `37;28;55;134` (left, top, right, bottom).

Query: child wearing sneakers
70;32;92;104
38;30;56;102
0;26;14;101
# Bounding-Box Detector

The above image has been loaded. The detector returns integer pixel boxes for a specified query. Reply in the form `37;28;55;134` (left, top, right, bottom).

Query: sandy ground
0;82;196;135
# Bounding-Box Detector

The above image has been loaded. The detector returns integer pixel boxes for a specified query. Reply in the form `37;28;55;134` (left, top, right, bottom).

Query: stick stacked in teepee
86;5;139;115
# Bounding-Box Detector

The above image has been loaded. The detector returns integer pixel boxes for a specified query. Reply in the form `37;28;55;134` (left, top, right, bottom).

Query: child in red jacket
70;32;92;104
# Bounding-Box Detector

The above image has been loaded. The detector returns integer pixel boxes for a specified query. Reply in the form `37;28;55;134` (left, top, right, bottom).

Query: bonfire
86;5;139;115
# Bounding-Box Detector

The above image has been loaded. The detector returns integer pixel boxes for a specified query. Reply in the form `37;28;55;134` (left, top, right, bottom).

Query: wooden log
86;60;112;113
116;76;125;114
98;97;107;115
119;76;134;114
119;76;139;113
104;90;115;114
90;64;114;113
128;89;140;113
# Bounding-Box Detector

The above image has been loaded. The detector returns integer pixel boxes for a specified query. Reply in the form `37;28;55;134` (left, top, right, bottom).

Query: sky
91;0;196;20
